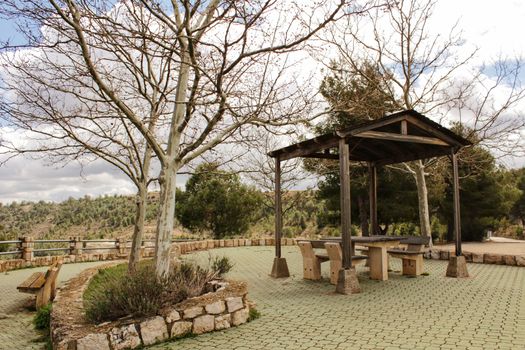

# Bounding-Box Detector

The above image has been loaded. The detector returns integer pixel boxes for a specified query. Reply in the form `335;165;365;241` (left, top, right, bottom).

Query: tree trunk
358;195;369;237
128;183;147;274
414;160;432;246
154;163;178;277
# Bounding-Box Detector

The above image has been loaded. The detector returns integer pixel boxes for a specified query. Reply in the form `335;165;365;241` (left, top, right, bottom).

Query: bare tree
1;0;366;276
321;0;525;241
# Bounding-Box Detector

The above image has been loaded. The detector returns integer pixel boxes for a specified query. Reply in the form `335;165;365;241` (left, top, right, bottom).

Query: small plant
421;272;430;276
248;308;261;322
33;303;52;331
211;256;233;277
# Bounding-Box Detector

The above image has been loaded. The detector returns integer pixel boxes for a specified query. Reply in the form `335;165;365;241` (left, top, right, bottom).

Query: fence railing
0;236;162;261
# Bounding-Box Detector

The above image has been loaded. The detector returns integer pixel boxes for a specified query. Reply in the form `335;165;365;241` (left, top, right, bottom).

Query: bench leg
329;260;341;285
402;255;423;276
368;247;388;281
303;258;322;280
35;284;52;309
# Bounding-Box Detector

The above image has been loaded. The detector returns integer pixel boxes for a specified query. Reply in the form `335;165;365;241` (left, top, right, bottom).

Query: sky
1;0;525;204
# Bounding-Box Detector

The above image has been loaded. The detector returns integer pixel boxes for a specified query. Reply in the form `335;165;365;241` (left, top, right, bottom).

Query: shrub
34;303;52;331
84;260;228;323
211;256;233;277
248;308;261;322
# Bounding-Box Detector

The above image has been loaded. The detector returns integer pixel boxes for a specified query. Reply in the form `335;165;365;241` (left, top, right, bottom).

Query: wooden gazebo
268;110;472;294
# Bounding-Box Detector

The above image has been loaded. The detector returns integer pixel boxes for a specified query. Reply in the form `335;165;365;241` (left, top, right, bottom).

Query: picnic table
307;236;401;281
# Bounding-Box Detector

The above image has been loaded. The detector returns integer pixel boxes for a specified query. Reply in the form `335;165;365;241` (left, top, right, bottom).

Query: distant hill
0;194;162;240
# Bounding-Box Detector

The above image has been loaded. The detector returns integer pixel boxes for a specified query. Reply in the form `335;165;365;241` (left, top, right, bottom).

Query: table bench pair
298;241;367;284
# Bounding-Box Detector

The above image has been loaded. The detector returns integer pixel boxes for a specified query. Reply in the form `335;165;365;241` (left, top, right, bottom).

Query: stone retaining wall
51;263;252;350
424;249;525;267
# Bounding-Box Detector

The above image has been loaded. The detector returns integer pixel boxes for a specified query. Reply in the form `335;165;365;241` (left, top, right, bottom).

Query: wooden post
336;138;360;294
270;155;289;278
368;163;377;236
452;152;462;257
446;150;469;278
339;139;352;269
275;156;282;259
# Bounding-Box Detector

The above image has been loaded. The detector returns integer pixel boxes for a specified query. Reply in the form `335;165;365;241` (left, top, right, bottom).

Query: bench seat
17;261;62;309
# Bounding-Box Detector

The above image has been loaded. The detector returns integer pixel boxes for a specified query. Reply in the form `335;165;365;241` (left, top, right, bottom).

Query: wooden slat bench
387;236;430;276
17;261;63;309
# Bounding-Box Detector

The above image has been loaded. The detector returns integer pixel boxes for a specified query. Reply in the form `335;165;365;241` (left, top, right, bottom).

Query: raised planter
51;263;252;350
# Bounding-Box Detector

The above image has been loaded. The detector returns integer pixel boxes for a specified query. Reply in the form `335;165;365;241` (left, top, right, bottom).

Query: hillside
0;194;163;240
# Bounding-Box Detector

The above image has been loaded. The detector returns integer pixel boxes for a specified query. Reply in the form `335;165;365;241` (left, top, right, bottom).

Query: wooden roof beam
354;131;449;146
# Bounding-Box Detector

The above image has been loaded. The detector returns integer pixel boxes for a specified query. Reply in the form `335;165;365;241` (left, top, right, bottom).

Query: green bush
211;256;233;277
84;260;226;323
33;303;52;331
248;308;261;322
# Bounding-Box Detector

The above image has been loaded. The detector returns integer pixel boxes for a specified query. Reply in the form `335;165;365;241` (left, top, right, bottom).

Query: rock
215;314;231;330
109;324;141;350
165;309;181;323
226;297;243;313
76;333;110;350
205;300;225;315
516;255;525;267
430;250;441;260
503;255;516;266
140;316;168;346
484;253;504;265
231;307;249;326
170;321;193;338
183;306;203;319
472;253;484;263
192;315;215;334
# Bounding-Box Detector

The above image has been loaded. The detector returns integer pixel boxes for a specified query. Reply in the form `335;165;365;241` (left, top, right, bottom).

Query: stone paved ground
151;246;525;350
1;248;525;349
0;261;117;350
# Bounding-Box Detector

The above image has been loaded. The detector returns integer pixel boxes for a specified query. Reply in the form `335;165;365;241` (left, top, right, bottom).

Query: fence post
70;237;83;256
117;238;127;255
20;236;34;262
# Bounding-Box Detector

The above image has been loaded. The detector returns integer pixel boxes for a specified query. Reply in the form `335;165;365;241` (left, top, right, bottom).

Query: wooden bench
324;242;367;285
387;236;430;276
17;261;63;309
298;241;329;280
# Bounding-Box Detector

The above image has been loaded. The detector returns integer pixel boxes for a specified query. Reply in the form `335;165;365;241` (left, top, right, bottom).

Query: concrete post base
270;257;290;278
446;255;469;278
336;267;361;294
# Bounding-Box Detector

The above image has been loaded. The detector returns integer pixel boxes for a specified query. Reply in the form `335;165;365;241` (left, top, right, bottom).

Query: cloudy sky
1;0;524;204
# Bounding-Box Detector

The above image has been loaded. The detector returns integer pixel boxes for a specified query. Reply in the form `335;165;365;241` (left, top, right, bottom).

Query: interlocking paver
1;246;525;349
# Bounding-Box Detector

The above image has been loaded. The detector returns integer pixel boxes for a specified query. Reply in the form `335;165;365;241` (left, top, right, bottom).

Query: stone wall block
231;307;249;326
226;297;243;313
205;300;225;315
109;324;141;350
430;250;441;260
484;253;504;265
193;315;215;334
215;314;231;330
165;309;181;323
440;250;450;260
516;255;525;267
183;306;203;319
472;253;484;263
140;316;168;346
503;255;516;266
170;321;193;338
77;333;110;350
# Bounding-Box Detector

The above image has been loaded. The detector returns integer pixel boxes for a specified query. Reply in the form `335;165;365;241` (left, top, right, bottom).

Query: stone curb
424;249;525;267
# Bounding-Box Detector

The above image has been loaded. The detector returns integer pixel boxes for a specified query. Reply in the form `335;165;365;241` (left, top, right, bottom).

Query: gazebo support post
446;151;469;278
270;155;290;278
368;163;378;236
336;138;361;294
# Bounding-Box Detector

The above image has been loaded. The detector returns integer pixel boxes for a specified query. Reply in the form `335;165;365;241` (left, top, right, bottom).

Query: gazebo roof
269;110;472;165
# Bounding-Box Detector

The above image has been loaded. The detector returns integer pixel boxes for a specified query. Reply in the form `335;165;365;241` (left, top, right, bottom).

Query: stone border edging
424;249;525;267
